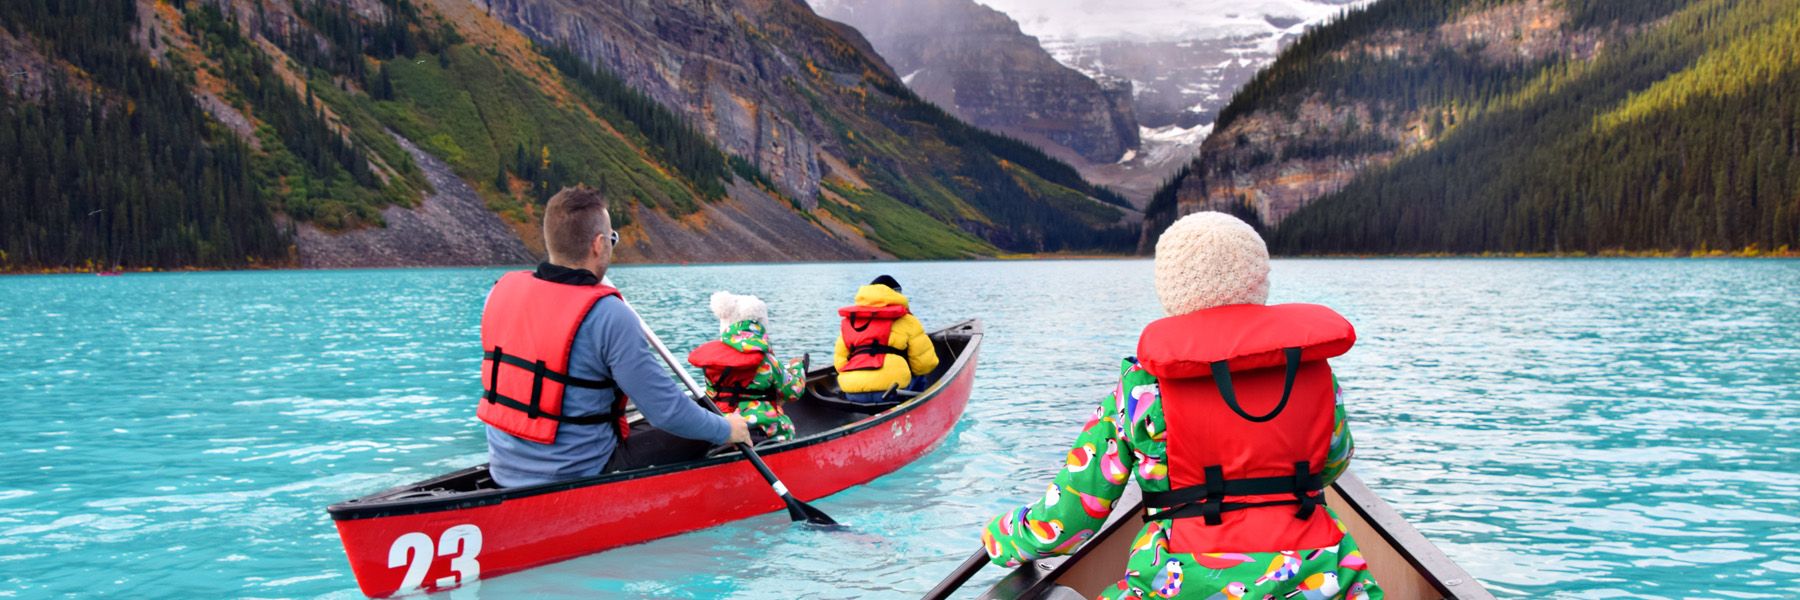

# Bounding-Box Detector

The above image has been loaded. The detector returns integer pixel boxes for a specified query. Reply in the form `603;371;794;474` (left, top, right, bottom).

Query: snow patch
1141;123;1214;147
971;0;1372;44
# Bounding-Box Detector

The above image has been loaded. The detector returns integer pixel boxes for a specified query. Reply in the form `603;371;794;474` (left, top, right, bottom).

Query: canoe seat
805;392;901;414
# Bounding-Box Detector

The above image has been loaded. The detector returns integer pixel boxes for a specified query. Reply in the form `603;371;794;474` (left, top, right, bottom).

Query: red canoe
328;320;984;597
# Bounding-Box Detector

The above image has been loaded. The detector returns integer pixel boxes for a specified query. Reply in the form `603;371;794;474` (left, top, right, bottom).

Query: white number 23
388;524;482;593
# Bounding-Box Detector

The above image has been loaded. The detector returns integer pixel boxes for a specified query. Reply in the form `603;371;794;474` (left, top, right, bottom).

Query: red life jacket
837;305;909;371
478;271;629;445
687;340;772;412
1135;303;1356;554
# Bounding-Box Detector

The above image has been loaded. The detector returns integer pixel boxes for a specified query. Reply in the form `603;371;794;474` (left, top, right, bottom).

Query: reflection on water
1;259;1795;598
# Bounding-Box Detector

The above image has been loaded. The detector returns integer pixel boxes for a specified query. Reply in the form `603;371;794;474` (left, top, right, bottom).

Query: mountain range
974;0;1370;203
0;0;1132;271
1142;0;1800;255
5;0;1792;270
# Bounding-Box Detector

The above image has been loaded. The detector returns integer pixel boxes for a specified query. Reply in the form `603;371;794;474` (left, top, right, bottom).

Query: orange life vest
687;341;772;412
478;271;628;445
837;304;909;371
1135;303;1356;553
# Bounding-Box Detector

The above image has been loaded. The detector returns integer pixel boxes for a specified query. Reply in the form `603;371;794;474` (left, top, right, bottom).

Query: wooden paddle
606;279;838;526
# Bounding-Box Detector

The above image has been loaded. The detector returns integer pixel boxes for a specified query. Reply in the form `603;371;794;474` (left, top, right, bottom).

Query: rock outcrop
812;0;1138;163
485;0;851;203
296;134;535;268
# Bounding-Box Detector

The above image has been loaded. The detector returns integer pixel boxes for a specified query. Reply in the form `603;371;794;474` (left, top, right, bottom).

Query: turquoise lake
2;259;1797;598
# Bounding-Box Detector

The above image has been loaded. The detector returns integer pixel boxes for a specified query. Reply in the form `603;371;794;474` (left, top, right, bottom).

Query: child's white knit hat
1153;212;1270;316
710;291;769;331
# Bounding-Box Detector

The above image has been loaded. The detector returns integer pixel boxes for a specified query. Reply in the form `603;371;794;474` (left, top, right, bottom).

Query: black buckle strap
479;388;619;425
481;345;620;426
1143;462;1325;524
1293;460;1319;520
711;367;776;402
1210;347;1303;423
485;345;504;407
528;359;546;419
1202;465;1225;525
715;385;776;402
849;344;905;358
485;348;615;389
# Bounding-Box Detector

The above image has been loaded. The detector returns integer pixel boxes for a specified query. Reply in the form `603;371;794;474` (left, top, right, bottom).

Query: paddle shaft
921;548;989;600
604;278;835;525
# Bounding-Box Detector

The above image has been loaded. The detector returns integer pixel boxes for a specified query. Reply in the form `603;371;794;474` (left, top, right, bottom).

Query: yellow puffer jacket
832;284;939;394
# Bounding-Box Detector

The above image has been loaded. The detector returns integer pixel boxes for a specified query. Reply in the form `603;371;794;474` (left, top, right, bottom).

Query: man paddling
479;186;750;487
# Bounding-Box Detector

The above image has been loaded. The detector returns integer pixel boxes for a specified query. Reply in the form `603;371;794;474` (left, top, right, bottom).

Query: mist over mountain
810;0;1139;164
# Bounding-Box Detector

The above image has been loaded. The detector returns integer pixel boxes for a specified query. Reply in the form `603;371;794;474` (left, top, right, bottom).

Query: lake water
1;259;1796;599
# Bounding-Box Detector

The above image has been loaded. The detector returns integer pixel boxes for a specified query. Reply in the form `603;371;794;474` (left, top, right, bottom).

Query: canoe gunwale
973;485;1145;600
1331;472;1495;600
326;319;983;522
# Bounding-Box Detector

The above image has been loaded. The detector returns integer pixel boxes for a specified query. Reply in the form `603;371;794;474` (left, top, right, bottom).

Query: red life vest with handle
1136;303;1356;554
838;305;909;371
478;271;629;445
687;341;771;412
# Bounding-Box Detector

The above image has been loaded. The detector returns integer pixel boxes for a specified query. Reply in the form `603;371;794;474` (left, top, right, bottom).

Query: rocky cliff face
1140;0;1631;252
486;0;858;203
810;0;1138;163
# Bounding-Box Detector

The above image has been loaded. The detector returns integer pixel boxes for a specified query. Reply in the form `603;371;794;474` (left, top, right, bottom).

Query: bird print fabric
706;320;803;441
981;358;1382;599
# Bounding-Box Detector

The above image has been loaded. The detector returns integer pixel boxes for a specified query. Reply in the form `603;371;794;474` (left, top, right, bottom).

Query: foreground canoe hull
331;322;981;597
974;472;1492;600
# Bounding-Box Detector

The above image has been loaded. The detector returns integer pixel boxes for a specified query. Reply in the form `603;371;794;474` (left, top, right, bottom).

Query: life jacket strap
711;367;778;403
481;346;623;426
486;348;617;389
1142;460;1324;524
848;343;906;359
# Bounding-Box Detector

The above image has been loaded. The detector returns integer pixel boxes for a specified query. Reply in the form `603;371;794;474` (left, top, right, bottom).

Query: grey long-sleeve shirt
486;291;730;487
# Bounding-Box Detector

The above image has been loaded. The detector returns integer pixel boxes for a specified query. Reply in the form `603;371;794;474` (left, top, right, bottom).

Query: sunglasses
608;230;619;246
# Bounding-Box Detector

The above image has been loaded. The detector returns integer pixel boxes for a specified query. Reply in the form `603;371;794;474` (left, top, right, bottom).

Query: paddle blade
784;495;839;527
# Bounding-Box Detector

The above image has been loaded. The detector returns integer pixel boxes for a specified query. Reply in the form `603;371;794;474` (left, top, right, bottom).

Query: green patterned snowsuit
705;320;804;442
982;359;1382;600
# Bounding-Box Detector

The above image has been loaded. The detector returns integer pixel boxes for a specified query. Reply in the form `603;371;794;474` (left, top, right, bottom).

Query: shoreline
4;248;1795;275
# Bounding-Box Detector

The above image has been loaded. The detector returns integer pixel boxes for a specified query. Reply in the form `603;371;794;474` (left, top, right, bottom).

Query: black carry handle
1210;347;1303;423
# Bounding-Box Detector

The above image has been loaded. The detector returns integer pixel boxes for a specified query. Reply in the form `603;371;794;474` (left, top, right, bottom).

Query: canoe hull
971;472;1493;600
332;325;980;597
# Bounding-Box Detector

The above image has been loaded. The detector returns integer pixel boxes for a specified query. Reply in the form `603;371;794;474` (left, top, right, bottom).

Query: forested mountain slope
0;0;1130;271
1143;0;1800;255
486;0;1135;255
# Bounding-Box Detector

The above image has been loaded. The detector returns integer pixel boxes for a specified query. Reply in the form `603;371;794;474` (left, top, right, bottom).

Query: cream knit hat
1153;211;1270;316
709;291;769;333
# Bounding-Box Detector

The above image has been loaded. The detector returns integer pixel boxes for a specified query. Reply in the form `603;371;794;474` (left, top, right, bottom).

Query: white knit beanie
709;291;769;333
1153;212;1270;316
